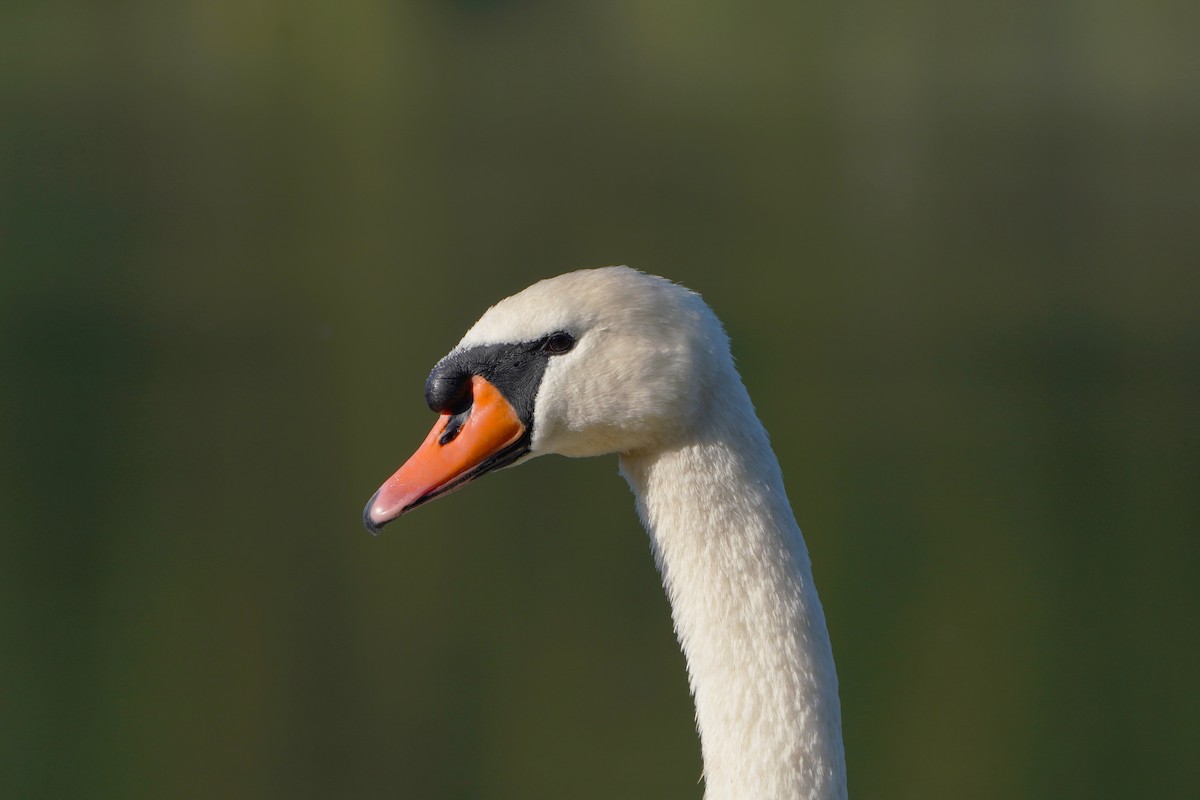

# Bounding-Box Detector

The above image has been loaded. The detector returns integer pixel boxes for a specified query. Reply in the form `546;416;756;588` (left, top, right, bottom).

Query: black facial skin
426;338;557;425
362;332;574;532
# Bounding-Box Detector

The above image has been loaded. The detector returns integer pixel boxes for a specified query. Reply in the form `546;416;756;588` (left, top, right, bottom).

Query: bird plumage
366;266;847;799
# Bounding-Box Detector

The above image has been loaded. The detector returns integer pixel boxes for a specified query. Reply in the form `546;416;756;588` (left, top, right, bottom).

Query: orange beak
363;375;526;533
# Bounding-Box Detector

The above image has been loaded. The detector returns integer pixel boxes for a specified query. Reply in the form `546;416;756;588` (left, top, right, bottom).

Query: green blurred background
2;1;1197;798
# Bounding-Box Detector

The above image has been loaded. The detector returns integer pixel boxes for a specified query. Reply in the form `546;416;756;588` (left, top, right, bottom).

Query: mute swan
364;267;847;800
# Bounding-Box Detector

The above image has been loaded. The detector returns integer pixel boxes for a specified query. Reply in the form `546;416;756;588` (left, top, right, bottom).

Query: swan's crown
455;266;730;458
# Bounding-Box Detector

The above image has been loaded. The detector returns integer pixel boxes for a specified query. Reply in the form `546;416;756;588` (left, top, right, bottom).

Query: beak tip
362;491;389;536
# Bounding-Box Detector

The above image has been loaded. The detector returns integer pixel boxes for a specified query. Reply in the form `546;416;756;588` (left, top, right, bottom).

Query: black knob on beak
425;364;473;415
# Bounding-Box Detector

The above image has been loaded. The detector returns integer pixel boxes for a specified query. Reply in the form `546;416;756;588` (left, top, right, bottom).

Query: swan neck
620;403;847;800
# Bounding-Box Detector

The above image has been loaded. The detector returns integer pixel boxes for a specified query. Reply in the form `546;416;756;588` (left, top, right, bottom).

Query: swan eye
542;332;575;355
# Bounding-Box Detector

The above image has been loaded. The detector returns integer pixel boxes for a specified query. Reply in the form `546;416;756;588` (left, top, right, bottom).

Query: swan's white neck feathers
619;352;846;800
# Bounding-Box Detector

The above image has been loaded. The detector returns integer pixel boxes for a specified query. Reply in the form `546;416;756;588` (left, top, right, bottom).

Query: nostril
425;367;473;414
439;409;470;445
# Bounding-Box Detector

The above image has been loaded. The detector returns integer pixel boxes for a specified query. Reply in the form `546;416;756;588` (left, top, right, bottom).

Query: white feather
456;267;846;799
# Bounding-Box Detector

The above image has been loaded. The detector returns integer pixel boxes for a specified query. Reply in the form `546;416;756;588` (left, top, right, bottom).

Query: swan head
364;266;729;533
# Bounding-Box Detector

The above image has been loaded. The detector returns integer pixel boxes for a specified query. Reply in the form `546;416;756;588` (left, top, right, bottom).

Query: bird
364;266;847;800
